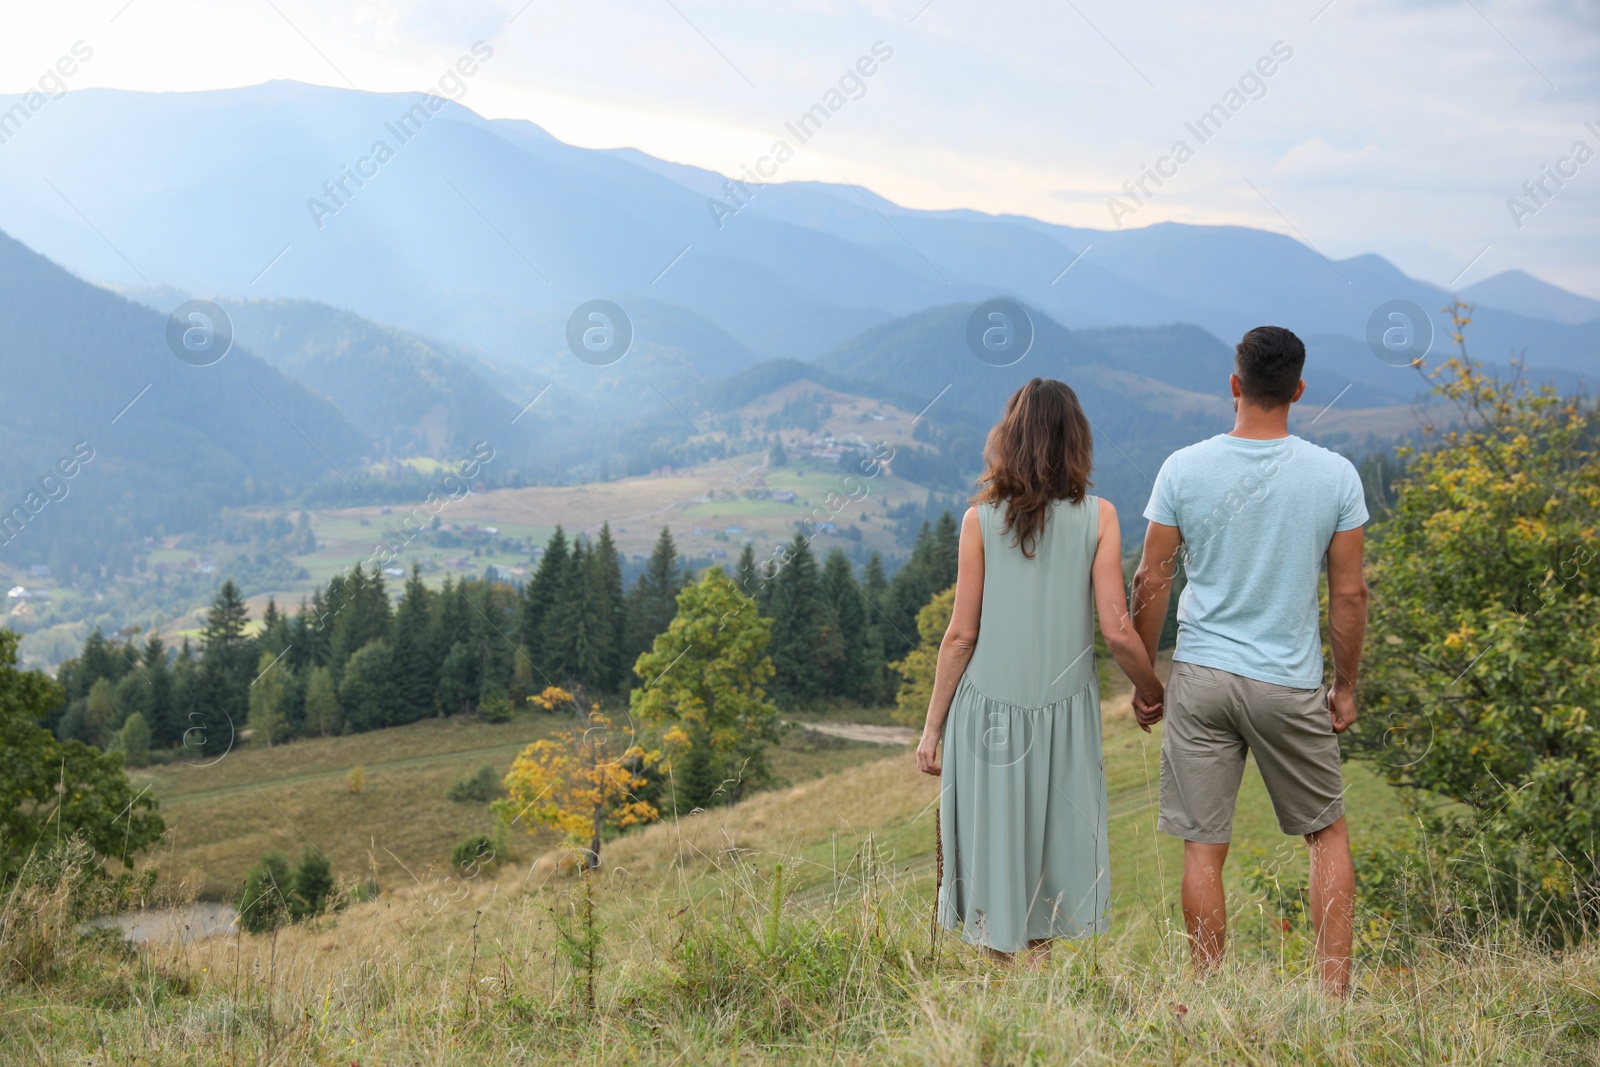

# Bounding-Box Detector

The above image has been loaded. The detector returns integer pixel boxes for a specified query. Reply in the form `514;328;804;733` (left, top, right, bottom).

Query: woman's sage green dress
937;497;1110;952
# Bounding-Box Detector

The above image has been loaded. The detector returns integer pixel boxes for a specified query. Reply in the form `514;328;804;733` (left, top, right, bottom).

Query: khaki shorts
1158;661;1344;843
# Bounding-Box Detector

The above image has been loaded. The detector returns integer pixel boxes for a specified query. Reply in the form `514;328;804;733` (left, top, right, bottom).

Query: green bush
447;764;502;803
238;853;293;935
451;834;497;874
479;692;515;723
1354;328;1600;944
0;835;155;987
239;849;342;934
289;849;336;920
116;712;151;768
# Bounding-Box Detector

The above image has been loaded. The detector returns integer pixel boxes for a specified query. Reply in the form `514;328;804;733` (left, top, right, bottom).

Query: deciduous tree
495;686;657;869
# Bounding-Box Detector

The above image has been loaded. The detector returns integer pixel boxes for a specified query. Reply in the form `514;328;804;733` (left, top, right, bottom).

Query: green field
13;674;1592;1064
129;705;903;896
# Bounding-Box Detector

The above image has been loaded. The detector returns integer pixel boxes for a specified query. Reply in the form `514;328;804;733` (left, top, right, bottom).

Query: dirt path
791;722;915;746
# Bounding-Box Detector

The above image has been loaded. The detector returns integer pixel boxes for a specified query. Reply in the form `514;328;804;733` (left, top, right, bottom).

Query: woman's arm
916;507;984;776
1092;498;1165;727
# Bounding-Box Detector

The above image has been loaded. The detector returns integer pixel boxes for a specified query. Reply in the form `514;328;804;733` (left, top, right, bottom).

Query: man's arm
1325;526;1368;734
1132;521;1183;665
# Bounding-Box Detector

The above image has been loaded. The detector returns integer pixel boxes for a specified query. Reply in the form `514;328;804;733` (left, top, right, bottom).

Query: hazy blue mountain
1073;324;1410;410
814;303;1233;516
3;80;1594;390
637;164;1600;375
0;82;923;368
1462;270;1600;326
0;228;369;571
214;299;536;458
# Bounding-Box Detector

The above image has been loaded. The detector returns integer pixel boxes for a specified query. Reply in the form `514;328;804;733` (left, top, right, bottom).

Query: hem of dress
940;915;1111;955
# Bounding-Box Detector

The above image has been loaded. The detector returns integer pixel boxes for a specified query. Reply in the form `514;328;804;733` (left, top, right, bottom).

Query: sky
3;0;1598;297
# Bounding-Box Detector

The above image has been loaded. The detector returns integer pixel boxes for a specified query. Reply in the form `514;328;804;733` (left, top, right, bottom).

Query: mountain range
0;80;1593;401
0;79;1595;576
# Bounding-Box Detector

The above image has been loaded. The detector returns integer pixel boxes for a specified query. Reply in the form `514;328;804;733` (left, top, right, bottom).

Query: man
1131;325;1368;996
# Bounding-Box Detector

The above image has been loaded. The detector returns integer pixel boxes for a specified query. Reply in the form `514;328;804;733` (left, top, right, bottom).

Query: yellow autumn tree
889;585;955;726
494;687;658;870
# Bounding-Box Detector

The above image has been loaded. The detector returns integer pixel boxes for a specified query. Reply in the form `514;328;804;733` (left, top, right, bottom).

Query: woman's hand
1132;684;1165;732
916;732;942;776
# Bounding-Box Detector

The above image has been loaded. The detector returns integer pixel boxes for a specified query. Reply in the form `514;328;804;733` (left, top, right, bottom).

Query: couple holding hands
916;325;1368;996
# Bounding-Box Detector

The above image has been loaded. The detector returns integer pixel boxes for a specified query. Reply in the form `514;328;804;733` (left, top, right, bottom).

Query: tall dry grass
7;753;1599;1064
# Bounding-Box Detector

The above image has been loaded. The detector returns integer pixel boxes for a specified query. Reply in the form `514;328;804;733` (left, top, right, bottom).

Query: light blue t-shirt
1144;433;1368;688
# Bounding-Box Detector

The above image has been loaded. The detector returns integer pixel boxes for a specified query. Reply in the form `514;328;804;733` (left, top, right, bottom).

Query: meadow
12;674;1596;1065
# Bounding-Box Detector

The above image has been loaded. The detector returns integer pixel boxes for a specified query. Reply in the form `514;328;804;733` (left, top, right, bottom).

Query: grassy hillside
16;678;1596;1063
129;705;901;895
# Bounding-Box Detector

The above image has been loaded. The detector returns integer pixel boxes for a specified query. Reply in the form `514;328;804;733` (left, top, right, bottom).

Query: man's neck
1228;400;1293;440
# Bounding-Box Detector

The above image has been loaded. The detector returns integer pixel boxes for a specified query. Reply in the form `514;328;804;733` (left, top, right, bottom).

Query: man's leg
1181;840;1230;971
1306;816;1354;995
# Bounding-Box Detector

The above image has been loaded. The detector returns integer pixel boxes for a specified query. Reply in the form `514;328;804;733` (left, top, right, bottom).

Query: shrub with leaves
0;630;163;880
888;585;953;727
1354;303;1600;942
451;834;497;874
238;853;294;934
447;764;502;803
494;688;658;869
0;835;155;986
238;849;339;934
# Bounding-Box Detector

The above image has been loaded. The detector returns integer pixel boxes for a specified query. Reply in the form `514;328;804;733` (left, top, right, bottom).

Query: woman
916;377;1165;961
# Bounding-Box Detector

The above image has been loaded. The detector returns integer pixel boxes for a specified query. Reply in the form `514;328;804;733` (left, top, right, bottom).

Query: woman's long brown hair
971;378;1094;558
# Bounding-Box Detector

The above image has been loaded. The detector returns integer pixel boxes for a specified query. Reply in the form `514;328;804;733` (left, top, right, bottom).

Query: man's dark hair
1234;325;1306;405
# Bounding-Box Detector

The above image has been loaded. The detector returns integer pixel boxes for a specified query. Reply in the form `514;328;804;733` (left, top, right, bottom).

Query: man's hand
916;732;942;776
1132;688;1164;732
1328;685;1358;733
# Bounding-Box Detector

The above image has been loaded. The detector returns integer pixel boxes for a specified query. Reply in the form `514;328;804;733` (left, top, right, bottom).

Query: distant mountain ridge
0;79;1593;395
0;228;368;572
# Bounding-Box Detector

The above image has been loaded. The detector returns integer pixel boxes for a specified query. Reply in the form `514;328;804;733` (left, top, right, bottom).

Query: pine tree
259;598;290;657
297;594;327;669
197;580;252;732
470;579;519;702
140;635;177;749
289;849;335;919
931;510;960;591
569;540;617;692
819;550;867;699
735;543;761;606
433;576;470;663
856;552;894;706
543;538;587;684
239;853;293;934
521;527;569;665
675;726;722;811
325;566;393;684
390;565;438;723
591;523;626;689
768;534;842;708
622;527;683;668
882;523;938;662
438;641;478;716
169;641;206;760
